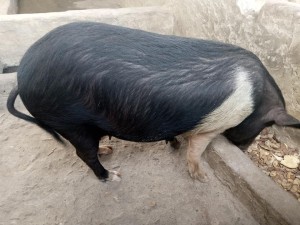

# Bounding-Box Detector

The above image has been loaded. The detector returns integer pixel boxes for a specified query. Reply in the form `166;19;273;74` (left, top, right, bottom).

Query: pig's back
17;22;262;141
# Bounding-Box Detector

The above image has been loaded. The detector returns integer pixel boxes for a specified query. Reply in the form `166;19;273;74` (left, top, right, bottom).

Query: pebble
272;154;283;162
270;171;277;177
273;160;279;167
280;155;300;169
294;178;300;185
291;185;298;193
148;201;157;208
287;172;295;180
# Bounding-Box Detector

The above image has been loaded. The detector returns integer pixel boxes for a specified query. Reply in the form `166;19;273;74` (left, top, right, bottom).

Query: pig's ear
273;110;300;128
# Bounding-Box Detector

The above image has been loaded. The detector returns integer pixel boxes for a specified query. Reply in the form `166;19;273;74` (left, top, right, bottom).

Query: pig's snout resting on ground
7;22;300;182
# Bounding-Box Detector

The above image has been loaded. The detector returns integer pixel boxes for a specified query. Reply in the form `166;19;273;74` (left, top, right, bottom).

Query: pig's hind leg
62;129;115;181
186;132;218;182
73;138;109;181
166;137;181;150
98;145;113;156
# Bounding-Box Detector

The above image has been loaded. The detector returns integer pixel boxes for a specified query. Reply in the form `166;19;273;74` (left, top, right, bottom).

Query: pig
7;22;300;182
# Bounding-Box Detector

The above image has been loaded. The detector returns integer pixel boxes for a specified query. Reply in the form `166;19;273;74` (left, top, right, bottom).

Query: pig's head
224;72;300;150
224;106;300;150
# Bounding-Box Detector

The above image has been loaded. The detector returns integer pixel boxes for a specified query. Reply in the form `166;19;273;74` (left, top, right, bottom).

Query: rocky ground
246;128;300;201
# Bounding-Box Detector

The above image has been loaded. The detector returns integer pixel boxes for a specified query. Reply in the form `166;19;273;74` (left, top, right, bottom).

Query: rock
272;154;283;162
290;185;298;193
255;134;261;141
265;140;280;149
287;179;294;184
247;148;253;153
281;179;292;190
280;155;300;169
272;160;279;168
261;128;268;136
274;152;283;157
286;172;296;180
270;171;277;177
293;178;300;186
265;155;275;167
291;191;300;199
258;142;273;151
260;149;270;156
148;201;157;208
263;171;270;176
279;143;287;155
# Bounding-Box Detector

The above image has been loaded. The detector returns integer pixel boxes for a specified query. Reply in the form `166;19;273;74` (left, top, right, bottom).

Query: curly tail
7;86;64;144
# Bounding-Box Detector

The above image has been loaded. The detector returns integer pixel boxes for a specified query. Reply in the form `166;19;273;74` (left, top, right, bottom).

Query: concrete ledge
205;136;300;225
0;0;18;15
0;7;173;68
0;60;3;73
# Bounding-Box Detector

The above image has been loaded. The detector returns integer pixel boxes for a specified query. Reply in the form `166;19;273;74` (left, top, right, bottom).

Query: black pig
7;22;300;182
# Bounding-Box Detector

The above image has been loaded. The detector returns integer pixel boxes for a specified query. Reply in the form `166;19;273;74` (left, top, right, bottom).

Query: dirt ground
0;98;259;225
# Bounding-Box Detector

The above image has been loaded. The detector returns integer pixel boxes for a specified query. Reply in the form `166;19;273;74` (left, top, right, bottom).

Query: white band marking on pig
192;68;254;134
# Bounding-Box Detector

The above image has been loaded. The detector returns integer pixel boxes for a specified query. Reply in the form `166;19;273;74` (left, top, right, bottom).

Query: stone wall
0;7;173;69
18;0;169;14
0;0;18;14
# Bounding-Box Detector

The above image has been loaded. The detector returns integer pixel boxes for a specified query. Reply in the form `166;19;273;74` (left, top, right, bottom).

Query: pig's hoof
198;174;209;183
98;145;113;156
170;138;181;150
188;164;208;183
189;170;209;183
108;170;121;182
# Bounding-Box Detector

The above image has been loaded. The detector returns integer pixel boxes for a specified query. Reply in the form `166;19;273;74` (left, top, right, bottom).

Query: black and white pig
7;22;300;182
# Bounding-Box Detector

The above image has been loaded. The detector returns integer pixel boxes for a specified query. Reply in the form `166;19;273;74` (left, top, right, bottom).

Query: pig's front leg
186;132;217;182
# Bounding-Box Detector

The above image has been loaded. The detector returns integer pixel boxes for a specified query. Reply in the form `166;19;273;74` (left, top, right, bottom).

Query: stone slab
205;136;300;225
17;0;168;14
